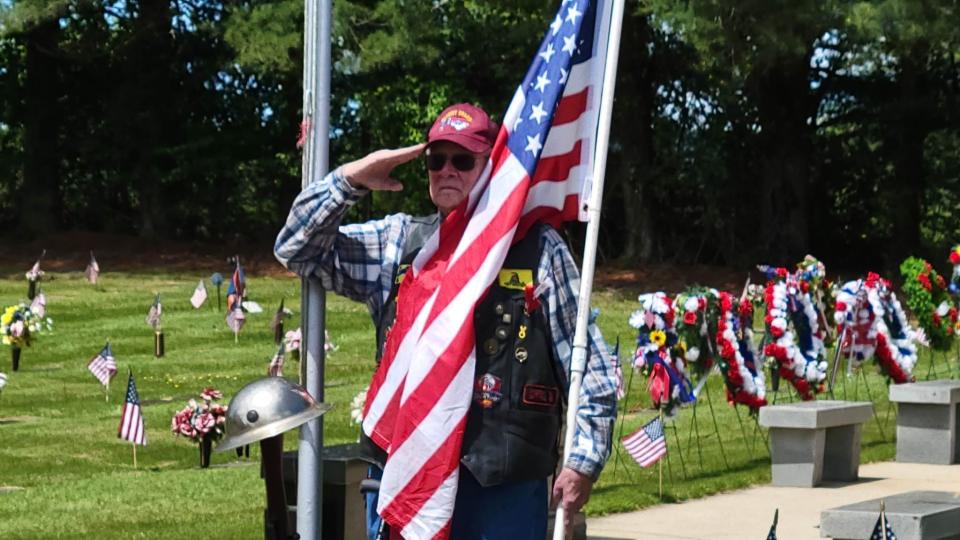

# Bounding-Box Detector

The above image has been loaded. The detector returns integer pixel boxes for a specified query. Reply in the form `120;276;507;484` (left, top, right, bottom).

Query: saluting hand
341;143;426;192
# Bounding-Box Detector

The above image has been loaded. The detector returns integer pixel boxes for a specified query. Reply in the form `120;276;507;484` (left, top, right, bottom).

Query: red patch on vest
521;384;558;407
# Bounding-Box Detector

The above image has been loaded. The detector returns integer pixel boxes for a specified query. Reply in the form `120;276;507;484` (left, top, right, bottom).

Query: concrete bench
758;400;873;487
889;381;960;465
820;490;960;540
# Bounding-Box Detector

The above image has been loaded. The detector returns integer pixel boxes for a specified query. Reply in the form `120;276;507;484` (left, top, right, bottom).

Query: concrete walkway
587;462;960;539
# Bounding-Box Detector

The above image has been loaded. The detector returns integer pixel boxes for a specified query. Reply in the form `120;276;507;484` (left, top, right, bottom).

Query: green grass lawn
0;271;953;538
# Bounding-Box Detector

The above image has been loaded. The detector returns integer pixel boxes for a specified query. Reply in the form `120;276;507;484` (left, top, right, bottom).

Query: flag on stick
621;416;667;468
145;294;162;329
362;2;617;535
612;336;625;400
118;371;146;446
766;508;779;540
870;502;897;540
271;299;287;345
30;288;46;318
267;343;285;377
85;251;100;284
87;342;118;387
190;279;208;309
225;259;247;339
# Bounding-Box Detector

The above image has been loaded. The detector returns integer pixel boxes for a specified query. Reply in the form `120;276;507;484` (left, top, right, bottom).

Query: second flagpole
553;1;626;539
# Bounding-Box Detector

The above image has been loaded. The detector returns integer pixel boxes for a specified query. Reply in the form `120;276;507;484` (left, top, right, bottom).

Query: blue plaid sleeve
539;228;617;480
274;168;409;317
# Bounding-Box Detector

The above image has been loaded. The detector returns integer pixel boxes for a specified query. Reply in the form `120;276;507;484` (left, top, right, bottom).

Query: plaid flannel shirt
275;168;617;479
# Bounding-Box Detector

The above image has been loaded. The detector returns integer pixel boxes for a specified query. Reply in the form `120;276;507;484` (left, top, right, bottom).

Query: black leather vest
364;220;562;487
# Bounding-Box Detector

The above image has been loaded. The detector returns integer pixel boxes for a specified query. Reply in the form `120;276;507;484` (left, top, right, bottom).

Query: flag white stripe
631;442;666;461
563;60;593;97
402;234;514;400
363;290;438;435
399;468;461;540
378;355;475;509
446;157;527;291
523;164;587;213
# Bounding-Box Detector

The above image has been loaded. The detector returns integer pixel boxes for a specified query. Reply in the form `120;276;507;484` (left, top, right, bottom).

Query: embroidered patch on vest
522;384;558;407
498;269;533;290
395;264;410;284
474;373;503;408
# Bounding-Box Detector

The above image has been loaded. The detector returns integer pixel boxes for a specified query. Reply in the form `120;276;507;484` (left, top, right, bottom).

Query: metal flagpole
297;0;330;538
553;1;625;538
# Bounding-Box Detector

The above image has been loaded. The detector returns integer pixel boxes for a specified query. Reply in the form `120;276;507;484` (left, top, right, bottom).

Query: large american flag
621;416;666;468
87;343;117;387
361;1;615;537
118;372;146;446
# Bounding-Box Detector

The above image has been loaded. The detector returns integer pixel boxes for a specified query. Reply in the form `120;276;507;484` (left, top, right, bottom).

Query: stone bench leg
823;424;862;482
769;425;862;487
896;403;960;464
769;427;825;487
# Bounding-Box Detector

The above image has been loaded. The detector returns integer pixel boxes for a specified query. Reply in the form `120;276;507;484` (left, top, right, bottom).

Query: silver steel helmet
215;377;331;453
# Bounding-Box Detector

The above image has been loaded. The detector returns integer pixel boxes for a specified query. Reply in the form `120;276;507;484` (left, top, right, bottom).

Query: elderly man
275;103;616;539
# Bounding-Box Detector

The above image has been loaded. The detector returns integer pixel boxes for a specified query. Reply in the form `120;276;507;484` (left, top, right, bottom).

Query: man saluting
275;103;616;539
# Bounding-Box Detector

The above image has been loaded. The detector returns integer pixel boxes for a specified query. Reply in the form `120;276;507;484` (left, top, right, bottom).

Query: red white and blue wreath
716;292;767;411
761;266;828;400
630;292;695;416
672;287;720;380
834;273;917;384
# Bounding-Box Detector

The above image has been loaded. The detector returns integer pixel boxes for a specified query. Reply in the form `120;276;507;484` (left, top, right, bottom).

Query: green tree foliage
0;0;957;274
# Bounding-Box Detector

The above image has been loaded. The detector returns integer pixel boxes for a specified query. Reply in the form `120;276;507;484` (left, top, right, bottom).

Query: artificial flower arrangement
171;388;228;445
283;328;337;362
835;273;918;384
795;255;836;347
629;292;694;416
716;291;767;411
760;265;828;400
1;302;53;348
948;246;960;329
672;287;720;379
899;257;955;351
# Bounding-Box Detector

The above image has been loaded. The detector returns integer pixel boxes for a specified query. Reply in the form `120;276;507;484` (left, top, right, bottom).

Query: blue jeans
365;466;547;540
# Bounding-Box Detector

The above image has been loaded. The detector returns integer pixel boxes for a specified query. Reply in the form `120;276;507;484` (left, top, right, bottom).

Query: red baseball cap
427;103;498;153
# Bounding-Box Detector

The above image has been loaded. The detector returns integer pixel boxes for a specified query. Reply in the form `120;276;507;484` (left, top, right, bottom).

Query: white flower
936;301;951;317
350;388;367;426
685;347;700;362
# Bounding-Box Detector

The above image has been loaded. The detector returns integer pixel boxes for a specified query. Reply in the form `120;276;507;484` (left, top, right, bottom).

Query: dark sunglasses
425;152;478;172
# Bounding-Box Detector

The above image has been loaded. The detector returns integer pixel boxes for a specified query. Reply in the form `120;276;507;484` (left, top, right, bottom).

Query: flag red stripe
369;178;529;444
532;140;582;185
553;88;589;125
382;318;474;452
517;193;580;240
379;415;467;529
422;176;529;330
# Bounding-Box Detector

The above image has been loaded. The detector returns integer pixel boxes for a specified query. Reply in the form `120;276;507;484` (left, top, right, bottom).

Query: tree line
1;1;957;272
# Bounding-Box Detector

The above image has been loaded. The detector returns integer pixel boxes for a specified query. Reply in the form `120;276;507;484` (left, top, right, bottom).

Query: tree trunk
20;18;61;237
614;13;656;262
129;0;176;238
883;44;929;267
754;57;814;263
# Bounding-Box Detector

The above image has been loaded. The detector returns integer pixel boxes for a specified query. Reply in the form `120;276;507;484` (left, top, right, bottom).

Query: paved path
587;462;960;539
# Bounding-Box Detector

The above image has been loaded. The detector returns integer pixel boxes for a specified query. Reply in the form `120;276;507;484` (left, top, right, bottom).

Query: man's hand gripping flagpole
552;0;625;538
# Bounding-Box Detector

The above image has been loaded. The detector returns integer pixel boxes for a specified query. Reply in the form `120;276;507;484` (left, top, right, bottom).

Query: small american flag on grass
87;343;117;387
621;415;666;468
118;372;146;446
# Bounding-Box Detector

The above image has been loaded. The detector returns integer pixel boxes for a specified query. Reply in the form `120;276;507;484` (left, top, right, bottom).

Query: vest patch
498;269;533;290
521;384;559;407
395;264;410;284
474;373;503;408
